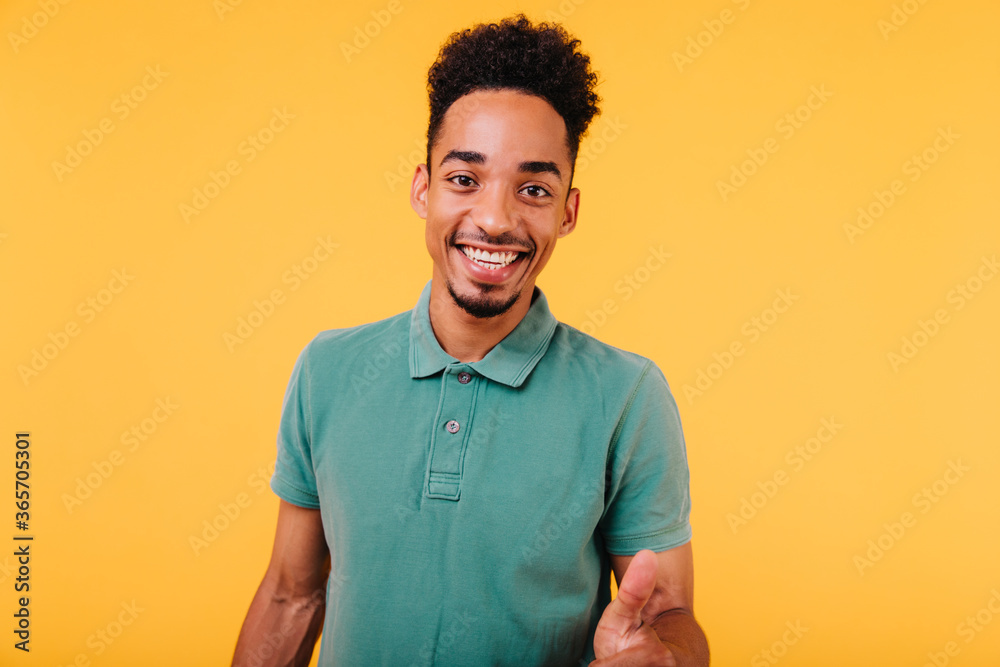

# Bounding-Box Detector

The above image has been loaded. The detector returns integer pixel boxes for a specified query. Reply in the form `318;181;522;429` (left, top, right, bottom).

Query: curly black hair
425;13;601;186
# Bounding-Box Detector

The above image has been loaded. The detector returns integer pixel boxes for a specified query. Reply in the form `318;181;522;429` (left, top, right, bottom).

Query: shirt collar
408;279;558;388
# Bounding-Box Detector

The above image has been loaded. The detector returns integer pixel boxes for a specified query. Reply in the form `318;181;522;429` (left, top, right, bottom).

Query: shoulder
536;321;676;418
545;321;664;389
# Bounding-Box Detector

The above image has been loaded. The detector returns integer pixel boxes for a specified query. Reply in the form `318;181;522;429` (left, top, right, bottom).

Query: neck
427;278;535;363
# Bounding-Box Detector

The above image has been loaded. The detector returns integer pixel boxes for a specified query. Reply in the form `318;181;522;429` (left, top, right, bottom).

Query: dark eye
522;185;551;198
449;175;476;187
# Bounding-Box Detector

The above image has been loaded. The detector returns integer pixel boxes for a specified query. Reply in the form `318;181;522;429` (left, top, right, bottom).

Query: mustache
449;230;535;252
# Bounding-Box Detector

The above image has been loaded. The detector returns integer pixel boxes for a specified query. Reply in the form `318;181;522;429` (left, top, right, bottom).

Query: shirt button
445;420;460;434
458;372;471;384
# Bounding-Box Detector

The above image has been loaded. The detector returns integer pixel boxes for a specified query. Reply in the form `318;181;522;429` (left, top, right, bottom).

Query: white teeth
460;246;519;269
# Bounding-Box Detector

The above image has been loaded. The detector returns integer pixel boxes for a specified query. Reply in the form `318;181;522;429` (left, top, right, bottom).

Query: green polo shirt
271;279;692;666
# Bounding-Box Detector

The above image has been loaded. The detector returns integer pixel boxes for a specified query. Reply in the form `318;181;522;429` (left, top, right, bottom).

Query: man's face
410;89;580;319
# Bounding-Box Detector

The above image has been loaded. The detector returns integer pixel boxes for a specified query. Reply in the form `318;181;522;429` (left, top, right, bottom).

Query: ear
410;163;429;219
558;187;580;238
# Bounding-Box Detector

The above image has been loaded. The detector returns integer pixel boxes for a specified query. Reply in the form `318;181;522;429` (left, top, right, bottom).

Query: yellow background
2;0;998;665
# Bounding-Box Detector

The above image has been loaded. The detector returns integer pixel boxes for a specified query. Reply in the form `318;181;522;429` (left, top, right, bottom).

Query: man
233;14;709;667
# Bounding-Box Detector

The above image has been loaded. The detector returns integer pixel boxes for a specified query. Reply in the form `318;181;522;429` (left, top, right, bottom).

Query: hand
590;549;677;667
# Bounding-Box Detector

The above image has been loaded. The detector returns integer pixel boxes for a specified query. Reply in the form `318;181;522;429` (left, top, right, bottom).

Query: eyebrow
440;150;562;180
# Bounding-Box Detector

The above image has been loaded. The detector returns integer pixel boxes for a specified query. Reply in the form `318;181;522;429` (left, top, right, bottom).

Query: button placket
425;366;479;501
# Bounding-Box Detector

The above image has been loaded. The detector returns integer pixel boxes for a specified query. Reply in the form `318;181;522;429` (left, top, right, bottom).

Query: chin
446;279;522;319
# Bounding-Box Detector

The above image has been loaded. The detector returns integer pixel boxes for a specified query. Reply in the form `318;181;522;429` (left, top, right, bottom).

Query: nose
471;186;518;237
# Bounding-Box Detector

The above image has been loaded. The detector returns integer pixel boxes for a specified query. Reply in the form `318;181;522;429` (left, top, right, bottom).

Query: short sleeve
270;340;321;509
599;360;692;554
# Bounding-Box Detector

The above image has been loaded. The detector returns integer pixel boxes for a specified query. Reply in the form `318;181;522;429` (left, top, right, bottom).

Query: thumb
603;549;658;633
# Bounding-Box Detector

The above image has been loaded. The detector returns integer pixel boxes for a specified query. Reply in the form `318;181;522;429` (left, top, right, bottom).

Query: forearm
232;578;327;667
649;609;710;667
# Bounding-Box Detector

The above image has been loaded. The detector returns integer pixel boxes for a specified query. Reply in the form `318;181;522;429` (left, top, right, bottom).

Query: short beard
446;279;521;319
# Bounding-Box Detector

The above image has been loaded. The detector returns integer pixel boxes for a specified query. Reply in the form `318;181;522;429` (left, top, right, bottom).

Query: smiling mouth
458;245;525;271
